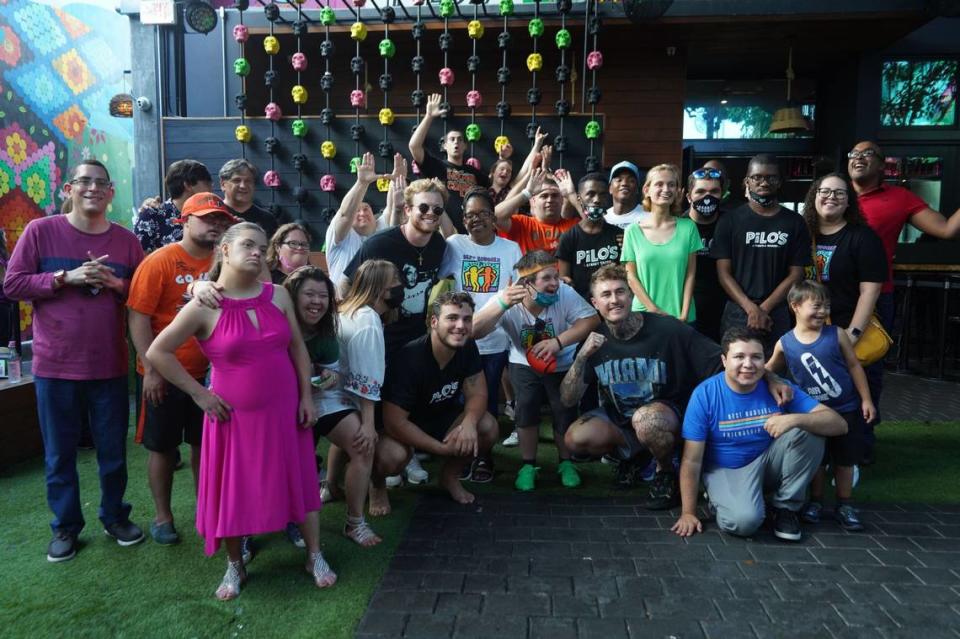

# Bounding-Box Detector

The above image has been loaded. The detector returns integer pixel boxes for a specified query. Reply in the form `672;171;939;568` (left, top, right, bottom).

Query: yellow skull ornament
378;108;395;126
526;53;543;72
350;22;368;41
263;35;280;55
235;125;251;143
320;140;337;159
291;85;308;104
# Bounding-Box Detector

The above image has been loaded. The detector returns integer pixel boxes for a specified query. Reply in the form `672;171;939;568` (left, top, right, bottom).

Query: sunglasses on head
416;203;445;216
691;168;722;180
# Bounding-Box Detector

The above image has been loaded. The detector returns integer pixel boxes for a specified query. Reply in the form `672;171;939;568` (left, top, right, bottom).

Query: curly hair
801;173;864;241
282;265;338;340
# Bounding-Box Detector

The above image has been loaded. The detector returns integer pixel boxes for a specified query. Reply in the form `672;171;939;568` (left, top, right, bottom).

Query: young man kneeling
380;292;498;504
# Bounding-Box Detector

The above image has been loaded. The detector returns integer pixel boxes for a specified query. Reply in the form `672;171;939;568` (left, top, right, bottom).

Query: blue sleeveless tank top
780;325;858;412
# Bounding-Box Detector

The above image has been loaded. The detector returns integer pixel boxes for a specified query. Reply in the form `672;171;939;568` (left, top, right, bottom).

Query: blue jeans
34;376;132;535
480;351;509;417
863;292;895;454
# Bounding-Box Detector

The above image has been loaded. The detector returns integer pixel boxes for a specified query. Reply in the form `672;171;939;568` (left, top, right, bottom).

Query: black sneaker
47;530;77;563
644;470;681;510
613;457;643;490
772;507;802;542
103;520;145;547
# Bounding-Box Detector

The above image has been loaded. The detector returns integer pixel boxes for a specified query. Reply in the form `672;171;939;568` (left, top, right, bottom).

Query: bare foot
368;484;392;517
441;475;476;504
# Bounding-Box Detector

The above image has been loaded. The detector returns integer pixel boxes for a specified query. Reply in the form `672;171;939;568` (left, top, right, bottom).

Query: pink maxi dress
196;283;321;556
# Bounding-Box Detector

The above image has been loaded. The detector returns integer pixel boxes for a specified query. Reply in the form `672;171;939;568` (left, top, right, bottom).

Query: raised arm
331;152;379;244
559;331;605;407
473;280;526;338
408;93;443;165
909;206;960;240
495;168;546;232
512;127;548;185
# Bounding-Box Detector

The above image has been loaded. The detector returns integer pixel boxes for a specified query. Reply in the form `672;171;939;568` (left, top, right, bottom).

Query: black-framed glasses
746;174;781;186
847;150;880;160
416;203;445;216
816;188;849;200
462;209;493;221
691;168;722;180
70;177;112;189
282;240;310;250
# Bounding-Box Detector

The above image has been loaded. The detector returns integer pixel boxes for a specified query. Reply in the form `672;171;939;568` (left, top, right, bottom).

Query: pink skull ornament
466;158;481;170
466;90;482;108
292;52;307;71
265;102;282;121
587;50;603;71
263;170;281;188
350;90;366;108
439;67;455;86
320;174;337;192
232;25;249;43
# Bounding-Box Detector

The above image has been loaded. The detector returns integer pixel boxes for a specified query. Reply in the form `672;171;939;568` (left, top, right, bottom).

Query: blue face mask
534;289;559;307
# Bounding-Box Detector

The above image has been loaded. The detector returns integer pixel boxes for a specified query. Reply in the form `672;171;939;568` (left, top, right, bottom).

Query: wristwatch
53;269;66;288
851;327;863;338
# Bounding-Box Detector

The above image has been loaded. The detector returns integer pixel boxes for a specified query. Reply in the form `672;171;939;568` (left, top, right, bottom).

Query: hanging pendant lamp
769;47;810;134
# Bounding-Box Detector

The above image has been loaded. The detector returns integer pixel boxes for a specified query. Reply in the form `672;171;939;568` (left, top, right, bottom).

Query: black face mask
385;284;405;309
748;190;778;208
691;194;719;218
585;205;605;221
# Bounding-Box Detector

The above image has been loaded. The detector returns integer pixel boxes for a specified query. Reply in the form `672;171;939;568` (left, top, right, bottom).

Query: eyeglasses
70;177;112;189
462;209;493;221
282;241;310;250
746;174;781;186
847;150;880;160
691;168;722;180
816;188;849;200
416;203;445;216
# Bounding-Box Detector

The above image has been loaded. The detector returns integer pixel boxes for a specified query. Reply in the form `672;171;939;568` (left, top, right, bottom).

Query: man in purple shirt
4;159;146;562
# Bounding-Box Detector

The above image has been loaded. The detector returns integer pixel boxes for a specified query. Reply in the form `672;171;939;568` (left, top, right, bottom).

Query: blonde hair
207;222;266;281
266;222;312;270
641;164;683;215
403;177;449;207
339;259;399;318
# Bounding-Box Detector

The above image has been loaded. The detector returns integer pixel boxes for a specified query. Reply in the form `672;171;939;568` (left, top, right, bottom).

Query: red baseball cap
175;192;239;224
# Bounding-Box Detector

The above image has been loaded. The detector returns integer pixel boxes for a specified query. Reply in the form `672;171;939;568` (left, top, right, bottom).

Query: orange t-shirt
503;214;578;255
127;243;211;378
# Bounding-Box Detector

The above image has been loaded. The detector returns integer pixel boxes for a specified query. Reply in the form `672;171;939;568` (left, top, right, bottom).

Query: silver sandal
306;551;337;588
215;559;246;601
343;517;381;547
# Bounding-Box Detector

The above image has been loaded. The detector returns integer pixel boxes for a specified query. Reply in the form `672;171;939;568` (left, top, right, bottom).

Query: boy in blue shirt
672;327;846;542
766;281;876;531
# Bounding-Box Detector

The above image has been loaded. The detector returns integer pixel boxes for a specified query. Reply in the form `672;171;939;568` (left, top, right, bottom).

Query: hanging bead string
526;0;543;144
412;1;424;130
378;1;395;183
438;0;455;137
496;0;512;154
318;4;338;201
291;0;306;214
263;2;280;202
465;3;483;161
346;3;368;191
232;2;249;155
554;0;572;168
584;0;601;172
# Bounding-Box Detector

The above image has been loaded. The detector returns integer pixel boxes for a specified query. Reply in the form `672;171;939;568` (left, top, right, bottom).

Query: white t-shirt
487;282;598;370
325;215;388;290
605;204;648;229
440;234;523;355
337;305;386;401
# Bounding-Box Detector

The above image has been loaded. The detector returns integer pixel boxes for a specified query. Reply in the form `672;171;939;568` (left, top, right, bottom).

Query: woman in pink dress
147;221;336;600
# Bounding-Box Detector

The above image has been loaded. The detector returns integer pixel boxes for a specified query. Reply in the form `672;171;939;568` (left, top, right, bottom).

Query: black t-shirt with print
556;222;624;300
227;202;291;241
583;313;721;426
710;203;811;302
343;227;447;356
683;212;727;322
815;224;887;328
419;151;490;234
383;335;483;435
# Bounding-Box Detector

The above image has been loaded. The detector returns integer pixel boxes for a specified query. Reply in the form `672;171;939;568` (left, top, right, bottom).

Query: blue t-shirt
682;374;820;470
779;325;858;412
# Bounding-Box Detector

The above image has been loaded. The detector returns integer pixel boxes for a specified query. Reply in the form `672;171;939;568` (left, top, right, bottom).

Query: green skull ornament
555;28;572;49
233;57;250;76
379;38;395;58
465;123;481;142
439;0;455;18
584;120;601;139
320;7;335;25
350;157;361;173
499;0;514;16
292;119;308;138
528;18;544;38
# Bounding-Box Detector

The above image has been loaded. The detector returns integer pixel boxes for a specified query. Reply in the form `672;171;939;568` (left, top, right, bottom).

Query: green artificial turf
0;420;957;637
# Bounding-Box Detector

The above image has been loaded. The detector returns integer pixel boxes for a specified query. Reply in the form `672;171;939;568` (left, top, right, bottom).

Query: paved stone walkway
880;372;960;422
357;494;960;639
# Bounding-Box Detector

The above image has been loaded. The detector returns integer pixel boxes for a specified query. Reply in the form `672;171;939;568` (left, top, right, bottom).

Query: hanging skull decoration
349;157;361;173
497;66;511;85
467;55;480;73
379;38;396;59
411;56;424;73
589;15;602;35
350;124;365;141
553;136;568;153
494;135;510;153
379;73;393;91
439;101;453;118
376;177;391;193
556;0;572;13
263;36;280;55
439;0;455;18
292;119;308;137
293;153;308;171
526;122;539;139
465;123;481;142
235;0;249;10
292;186;308;204
233;58;250;76
527;87;542;105
320;108;334;125
587;50;603;71
350;90;366;108
320;40;335;58
263;170;281;188
411;90;425;107
292;20;307;36
264;70;277;88
498;31;511;49
265;102;282;121
320;72;334;91
412;22;425;40
466;90;482;108
352;0;366;7
585;155;600;172
235;94;247;111
381;6;395;22
320;175;337;192
378;141;394;158
351;56;364;74
232;25;249;43
555;99;570;116
499;0;514;16
439;67;455;86
350;22;367;41
496;101;511;118
321;140;336;159
528;18;544;38
468;20;484;39
555;29;572;49
235;125;251;143
263;2;279;21
379;108;395;126
320;7;335;25
292;52;307;71
320;207;336;222
291;85;308;104
584;120;601;140
587;86;601;105
555;65;570;82
526;53;543;72
466;158;481;170
439;33;452;51
264;136;279;153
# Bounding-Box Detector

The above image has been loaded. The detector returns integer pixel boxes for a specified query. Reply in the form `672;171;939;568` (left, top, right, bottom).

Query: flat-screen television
881;59;957;127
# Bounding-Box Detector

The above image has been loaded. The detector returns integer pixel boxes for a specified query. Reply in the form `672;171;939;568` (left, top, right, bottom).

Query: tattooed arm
559;331;606;407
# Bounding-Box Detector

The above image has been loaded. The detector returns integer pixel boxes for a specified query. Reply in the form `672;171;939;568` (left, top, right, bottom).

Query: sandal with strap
306;551;337;588
343;517;382;547
468;458;494;484
215;559;247;601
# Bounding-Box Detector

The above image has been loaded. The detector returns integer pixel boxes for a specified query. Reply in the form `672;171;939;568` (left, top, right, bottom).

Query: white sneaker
501;430;520;447
384;474;402;488
404;456;429;484
503;401;516;420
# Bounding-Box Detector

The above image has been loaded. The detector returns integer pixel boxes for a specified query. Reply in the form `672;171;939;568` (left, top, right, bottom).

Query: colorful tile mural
0;0;134;338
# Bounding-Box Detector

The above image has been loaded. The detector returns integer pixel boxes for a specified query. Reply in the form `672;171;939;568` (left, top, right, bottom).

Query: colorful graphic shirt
133;199;182;254
779;325;858;412
419;151;490;234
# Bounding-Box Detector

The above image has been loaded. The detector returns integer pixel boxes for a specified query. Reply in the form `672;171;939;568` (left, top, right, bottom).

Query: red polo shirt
857;184;928;293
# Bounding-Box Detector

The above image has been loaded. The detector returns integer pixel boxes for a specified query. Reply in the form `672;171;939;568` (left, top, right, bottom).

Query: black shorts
418;410;462;442
822;409;866;467
314;409;356;439
508;363;578;434
136;374;204;453
580;400;682;461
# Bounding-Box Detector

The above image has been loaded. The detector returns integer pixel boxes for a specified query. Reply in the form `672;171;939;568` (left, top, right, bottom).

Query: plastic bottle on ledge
6;341;21;383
